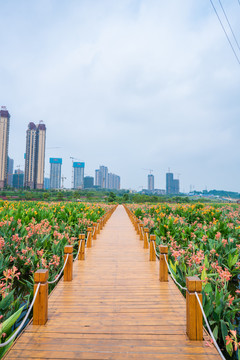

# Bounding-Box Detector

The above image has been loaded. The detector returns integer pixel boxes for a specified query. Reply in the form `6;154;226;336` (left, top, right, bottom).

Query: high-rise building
148;174;154;191
50;158;62;189
44;177;50;190
166;172;179;195
84;176;94;189
24;122;37;189
35;123;46;189
99;166;108;188
95;169;101;187
24;122;46;189
73;162;85;189
7;157;14;187
0;107;10;189
13;169;24;189
108;173;121;190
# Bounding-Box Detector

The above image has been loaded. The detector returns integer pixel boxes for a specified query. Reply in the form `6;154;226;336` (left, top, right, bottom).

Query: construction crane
142;168;153;174
61;176;67;189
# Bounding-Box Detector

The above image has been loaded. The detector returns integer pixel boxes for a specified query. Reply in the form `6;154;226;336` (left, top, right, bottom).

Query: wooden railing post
93;223;97;239
33;269;48;325
64;245;73;281
97;220;101;234
87;227;92;248
159;245;168;282
143;228;149;249
139;224;144;240
78;234;85;260
149;235;156;261
186;276;203;340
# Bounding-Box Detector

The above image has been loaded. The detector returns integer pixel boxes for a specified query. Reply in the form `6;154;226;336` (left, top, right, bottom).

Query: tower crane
142;169;153;174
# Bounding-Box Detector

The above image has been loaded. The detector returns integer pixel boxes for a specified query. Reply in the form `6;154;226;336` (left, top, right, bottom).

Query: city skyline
1;2;240;192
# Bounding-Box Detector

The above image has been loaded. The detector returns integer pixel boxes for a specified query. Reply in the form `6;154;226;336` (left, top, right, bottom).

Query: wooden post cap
139;223;143;228
87;227;92;231
80;234;85;240
150;235;156;241
186;276;202;292
97;220;100;223
34;269;49;283
159;245;168;254
144;228;149;233
64;245;73;254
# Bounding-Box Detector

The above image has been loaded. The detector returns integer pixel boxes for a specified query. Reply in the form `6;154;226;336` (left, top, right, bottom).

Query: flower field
130;203;240;359
0;200;110;356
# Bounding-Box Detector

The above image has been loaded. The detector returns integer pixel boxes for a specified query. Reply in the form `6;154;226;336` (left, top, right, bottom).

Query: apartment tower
73;162;85;189
35;122;46;189
24;121;46;189
50;158;62;189
148;174;154;191
0;107;10;189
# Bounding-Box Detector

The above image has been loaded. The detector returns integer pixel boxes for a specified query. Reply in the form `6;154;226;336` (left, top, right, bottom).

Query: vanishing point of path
5;205;220;359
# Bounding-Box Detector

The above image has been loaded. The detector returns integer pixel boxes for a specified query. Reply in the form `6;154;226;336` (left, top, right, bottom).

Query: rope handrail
74;239;83;262
163;254;187;291
152;241;160;259
195;292;226;360
48;253;69;284
0;282;40;348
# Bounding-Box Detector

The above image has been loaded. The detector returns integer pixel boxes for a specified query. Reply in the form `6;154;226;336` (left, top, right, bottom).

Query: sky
1;0;240;192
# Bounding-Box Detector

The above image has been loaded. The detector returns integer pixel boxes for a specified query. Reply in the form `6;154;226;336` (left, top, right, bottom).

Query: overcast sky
1;0;240;192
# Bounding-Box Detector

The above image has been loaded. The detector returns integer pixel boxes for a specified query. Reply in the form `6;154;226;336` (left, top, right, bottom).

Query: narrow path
5;205;220;359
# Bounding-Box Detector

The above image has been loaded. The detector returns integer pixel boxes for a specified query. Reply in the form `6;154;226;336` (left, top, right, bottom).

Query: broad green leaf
2;307;23;334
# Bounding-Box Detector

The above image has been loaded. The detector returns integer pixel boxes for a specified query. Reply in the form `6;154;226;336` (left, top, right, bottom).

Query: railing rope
163;254;187;291
195;292;226;360
0;282;40;348
48;253;69;284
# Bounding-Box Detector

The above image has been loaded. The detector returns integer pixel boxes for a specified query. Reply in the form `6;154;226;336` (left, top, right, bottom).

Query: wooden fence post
97;220;101;234
33;269;48;325
186;276;203;340
143;228;149;249
78;234;85;260
64;245;73;281
159;245;168;282
93;223;97;239
139;224;144;240
149;235;156;261
87;227;92;248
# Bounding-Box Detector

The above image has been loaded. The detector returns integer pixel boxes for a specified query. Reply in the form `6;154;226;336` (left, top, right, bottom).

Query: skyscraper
73;162;85;189
166;172;180;195
7;157;14;187
13;169;24;189
108;173;121;190
95;169;101;187
99;166;108;188
50;158;62;189
0;107;10;189
35;122;46;189
148;174;154;191
24;121;46;189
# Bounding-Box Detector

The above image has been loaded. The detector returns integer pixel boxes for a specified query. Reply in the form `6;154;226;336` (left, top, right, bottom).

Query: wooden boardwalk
5;205;220;359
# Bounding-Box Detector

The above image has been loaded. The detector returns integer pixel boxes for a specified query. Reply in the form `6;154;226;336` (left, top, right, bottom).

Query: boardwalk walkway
5;205;220;359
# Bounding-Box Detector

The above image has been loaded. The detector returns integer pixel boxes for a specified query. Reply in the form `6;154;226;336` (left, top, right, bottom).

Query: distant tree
108;192;117;202
123;193;129;202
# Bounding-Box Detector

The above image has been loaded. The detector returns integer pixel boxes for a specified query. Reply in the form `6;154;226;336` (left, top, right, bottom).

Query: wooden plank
4;206;221;360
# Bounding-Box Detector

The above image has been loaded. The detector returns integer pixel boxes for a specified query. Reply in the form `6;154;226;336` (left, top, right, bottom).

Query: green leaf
0;328;18;357
0;290;14;311
220;320;228;344
212;325;218;340
2;307;23;334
